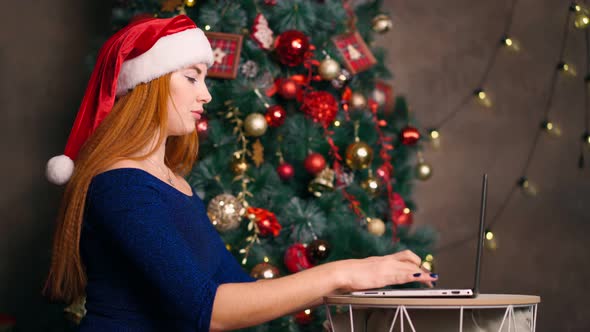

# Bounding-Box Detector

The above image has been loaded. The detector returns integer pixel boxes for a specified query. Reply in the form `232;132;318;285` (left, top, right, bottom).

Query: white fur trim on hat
46;154;75;185
116;27;213;96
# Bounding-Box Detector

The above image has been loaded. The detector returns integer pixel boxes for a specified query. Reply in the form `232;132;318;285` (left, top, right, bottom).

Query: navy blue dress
78;168;255;331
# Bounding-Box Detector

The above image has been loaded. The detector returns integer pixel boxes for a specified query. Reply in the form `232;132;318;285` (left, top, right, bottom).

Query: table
323;294;541;332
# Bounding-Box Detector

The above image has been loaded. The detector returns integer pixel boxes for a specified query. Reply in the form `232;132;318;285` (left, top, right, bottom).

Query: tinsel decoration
207;194;245;232
284;243;314;273
247;207;282;237
369;100;397;241
274;30;310;67
300;91;339;127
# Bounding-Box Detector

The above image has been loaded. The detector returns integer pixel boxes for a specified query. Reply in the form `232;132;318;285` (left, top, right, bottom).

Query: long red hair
43;73;199;303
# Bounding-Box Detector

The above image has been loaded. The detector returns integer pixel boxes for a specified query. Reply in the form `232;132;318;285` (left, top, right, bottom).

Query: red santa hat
46;15;213;185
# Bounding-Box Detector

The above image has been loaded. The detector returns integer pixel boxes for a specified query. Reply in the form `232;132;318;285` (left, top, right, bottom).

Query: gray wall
0;0;111;331
0;0;588;331
377;0;590;330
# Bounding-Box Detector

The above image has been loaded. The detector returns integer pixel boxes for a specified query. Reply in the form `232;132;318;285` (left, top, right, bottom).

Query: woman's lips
190;110;202;120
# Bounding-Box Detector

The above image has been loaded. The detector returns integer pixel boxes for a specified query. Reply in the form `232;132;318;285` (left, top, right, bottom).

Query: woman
43;15;437;331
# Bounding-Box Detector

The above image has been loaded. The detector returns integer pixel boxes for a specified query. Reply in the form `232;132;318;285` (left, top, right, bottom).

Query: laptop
350;173;488;298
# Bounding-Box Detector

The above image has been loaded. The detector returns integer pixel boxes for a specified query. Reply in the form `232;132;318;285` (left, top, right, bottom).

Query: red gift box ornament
284;243;314;273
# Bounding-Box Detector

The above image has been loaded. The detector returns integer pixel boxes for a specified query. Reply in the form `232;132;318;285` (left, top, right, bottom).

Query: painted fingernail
413;273;422;277
430;273;439;278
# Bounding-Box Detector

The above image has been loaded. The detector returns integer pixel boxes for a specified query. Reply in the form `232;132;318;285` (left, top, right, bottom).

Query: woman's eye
185;76;198;84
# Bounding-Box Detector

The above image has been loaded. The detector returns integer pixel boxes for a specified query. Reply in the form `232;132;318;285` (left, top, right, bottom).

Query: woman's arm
210;251;437;331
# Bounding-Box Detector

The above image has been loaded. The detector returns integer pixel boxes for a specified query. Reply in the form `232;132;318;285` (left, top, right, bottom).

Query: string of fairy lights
423;1;590;259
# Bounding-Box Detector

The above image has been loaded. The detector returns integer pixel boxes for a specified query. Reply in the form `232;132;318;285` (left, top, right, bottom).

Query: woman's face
166;63;211;136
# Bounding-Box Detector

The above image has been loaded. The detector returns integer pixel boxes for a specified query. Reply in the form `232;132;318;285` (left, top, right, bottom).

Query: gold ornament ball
250;262;280;279
318;58;341;80
360;176;380;196
367;218;386;236
372;14;393;33
244;113;268;137
184;0;196;7
350;92;367;110
230;157;249;175
416;161;432;181
345;141;373;170
207;194;245;232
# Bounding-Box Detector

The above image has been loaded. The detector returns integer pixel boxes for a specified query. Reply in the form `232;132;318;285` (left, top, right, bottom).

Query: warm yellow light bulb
205;25;211;31
474;89;492;107
425;254;434;262
334;120;341;127
430;130;440;139
542;120;562;137
502;36;521;52
485;231;494;240
263;256;269;263
558;62;577;76
518;177;538;196
403;207;410;214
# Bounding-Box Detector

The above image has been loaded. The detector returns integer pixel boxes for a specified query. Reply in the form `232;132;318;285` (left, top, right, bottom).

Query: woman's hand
336;250;438;292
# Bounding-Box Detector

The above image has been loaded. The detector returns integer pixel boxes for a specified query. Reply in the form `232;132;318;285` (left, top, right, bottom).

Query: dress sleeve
216;247;257;284
87;182;217;331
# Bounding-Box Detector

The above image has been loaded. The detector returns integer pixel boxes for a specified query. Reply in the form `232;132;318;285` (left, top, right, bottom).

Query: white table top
324;294;541;307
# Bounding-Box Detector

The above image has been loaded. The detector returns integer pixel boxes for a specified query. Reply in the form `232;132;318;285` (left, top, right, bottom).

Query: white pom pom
46;154;74;185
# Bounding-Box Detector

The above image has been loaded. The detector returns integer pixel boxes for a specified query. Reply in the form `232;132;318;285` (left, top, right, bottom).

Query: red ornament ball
196;115;209;135
304;153;326;175
277;162;295;180
265;105;287;127
400;126;421;145
294;309;314;325
300;91;338;127
274;30;310;67
284;243;314;273
279;79;298;99
264;0;277;5
394;209;414;227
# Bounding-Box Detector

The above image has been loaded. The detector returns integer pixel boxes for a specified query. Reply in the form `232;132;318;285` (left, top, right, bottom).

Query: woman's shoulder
90;161;160;195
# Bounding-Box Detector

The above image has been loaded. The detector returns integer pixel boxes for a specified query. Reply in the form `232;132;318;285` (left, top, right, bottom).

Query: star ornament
213;47;227;64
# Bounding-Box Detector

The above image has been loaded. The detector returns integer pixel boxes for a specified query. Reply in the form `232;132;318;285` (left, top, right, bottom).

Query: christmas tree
106;0;437;330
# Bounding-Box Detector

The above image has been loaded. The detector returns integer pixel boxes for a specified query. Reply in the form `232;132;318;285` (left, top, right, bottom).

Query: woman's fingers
391;250;422;267
409;270;438;288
